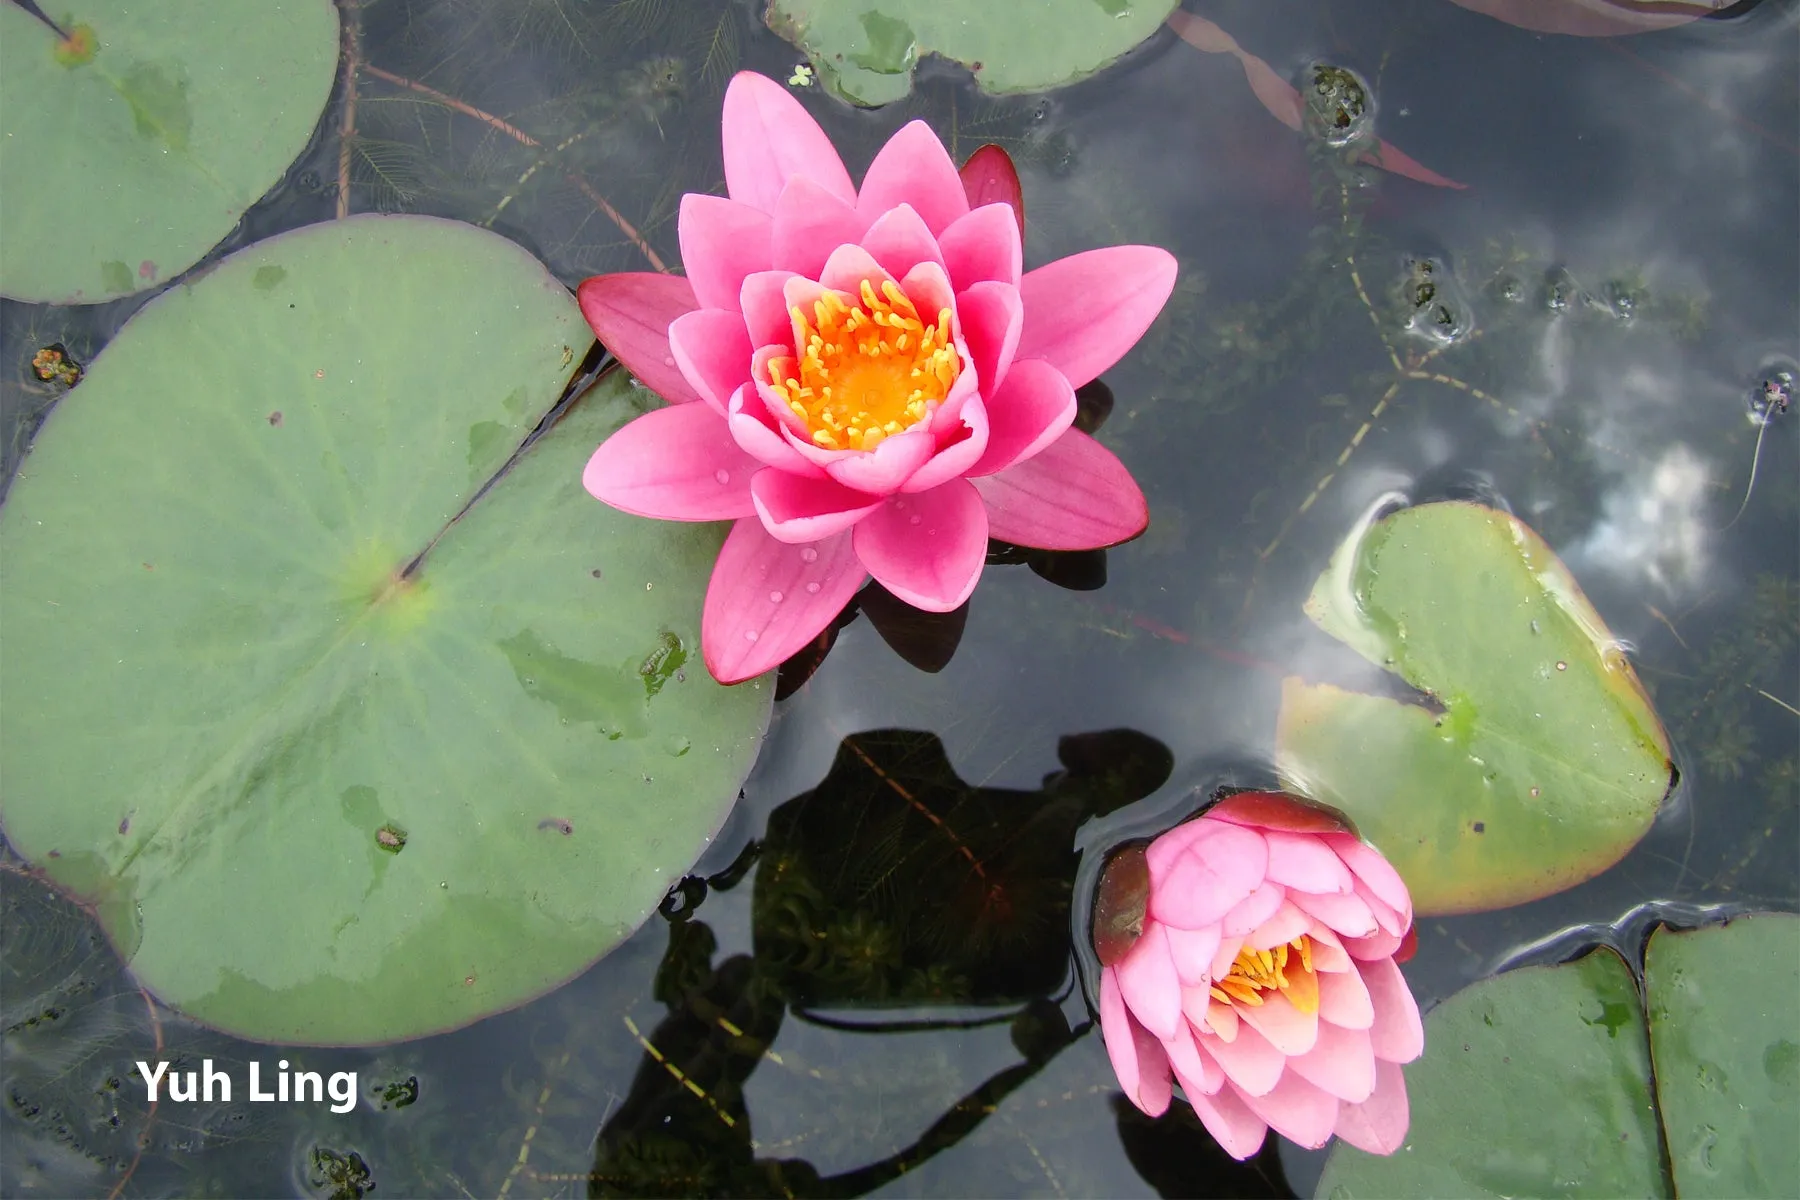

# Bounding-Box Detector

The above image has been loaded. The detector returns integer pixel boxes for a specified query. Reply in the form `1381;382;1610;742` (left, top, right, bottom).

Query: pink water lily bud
576;71;1177;684
1093;791;1423;1160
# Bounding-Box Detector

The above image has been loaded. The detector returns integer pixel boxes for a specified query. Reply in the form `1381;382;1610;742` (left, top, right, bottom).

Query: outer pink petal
1237;989;1319;1057
859;204;946;283
1354;879;1408;937
582;403;756;520
939;203;1023;292
858;119;970;234
954;281;1024;401
1165;923;1223;987
1332;1059;1410;1155
958;144;1025;239
1190;1083;1270;1161
1222;883;1287;938
1115;922;1183;1040
721;71;855;213
967;357;1073;477
1288;889;1377;938
1101;967;1173;1117
577;273;701;404
751;470;883;543
1360;957;1424;1063
1239;1070;1340;1150
1344;928;1405;962
1167;1020;1225;1095
1286;1019;1376;1103
740;270;801;350
669;309;753;415
1016;246;1178;387
901;394;990;494
771;176;871;279
1264;831;1355;895
1146;822;1267;929
1245;900;1311;952
1200;1020;1285;1096
851;480;988;612
701;521;865;683
975;429;1147;550
1325;834;1413;923
824;429;936;495
1316;961;1375;1031
679;194;772;312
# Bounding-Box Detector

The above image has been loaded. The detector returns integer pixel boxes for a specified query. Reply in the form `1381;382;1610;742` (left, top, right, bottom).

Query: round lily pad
1275;502;1673;915
765;0;1179;107
0;0;339;303
0;216;772;1044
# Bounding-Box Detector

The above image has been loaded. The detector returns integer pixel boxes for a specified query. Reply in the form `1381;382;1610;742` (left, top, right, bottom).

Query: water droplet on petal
769;590;784;603
805;581;821;594
744;629;759;642
909;514;922;525
663;355;676;366
714;468;730;485
799;546;819;563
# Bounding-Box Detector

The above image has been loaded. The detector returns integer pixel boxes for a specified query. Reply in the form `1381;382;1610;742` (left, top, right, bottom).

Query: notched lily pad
1275;502;1672;915
0;0;339;302
0;215;772;1044
765;0;1179;107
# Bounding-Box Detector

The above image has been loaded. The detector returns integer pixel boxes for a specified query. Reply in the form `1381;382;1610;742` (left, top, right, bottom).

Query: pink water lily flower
578;71;1177;683
1091;792;1423;1160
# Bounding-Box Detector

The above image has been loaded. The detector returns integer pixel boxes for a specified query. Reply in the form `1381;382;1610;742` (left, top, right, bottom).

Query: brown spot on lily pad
537;817;573;835
267;411;283;427
376;823;407;853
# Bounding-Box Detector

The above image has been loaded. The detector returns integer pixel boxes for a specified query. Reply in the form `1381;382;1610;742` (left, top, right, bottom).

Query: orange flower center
766;278;960;452
1210;935;1320;1014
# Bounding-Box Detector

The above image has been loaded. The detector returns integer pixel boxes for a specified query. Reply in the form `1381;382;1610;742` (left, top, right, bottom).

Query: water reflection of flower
576;71;1176;683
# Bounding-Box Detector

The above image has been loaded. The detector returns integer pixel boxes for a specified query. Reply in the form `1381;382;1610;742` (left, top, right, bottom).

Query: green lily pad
1645;914;1800;1197
1316;914;1799;1198
1275;502;1672;915
0;0;339;303
765;0;1179;107
0;215;771;1044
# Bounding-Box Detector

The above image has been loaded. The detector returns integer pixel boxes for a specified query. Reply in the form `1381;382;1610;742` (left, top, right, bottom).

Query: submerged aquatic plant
578;71;1175;682
1092;791;1422;1160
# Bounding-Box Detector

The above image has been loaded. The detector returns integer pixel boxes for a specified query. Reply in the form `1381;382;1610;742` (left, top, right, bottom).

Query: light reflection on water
1;0;1794;1195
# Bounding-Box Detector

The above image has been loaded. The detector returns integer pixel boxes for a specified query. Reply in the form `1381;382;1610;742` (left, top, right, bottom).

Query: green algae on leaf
765;0;1178;107
0;216;771;1044
1276;502;1672;915
0;0;338;303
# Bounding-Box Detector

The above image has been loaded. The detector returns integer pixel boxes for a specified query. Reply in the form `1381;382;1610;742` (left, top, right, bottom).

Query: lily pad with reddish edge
0;0;339;303
0;216;772;1044
1275;502;1672;916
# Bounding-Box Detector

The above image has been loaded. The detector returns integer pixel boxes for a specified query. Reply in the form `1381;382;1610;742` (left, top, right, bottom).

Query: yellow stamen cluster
1210;935;1320;1014
766;278;960;452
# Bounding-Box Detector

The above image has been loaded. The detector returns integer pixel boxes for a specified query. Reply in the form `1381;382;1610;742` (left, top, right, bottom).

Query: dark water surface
3;1;1796;1196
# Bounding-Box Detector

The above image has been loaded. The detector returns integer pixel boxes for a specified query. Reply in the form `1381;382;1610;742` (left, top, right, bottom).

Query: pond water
2;1;1795;1196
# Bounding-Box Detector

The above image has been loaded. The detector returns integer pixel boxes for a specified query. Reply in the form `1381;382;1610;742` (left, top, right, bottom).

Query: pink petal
1210;934;1246;983
1288;889;1376;939
576;273;701;404
1223;883;1287;938
1199;1019;1285;1096
1332;1059;1410;1155
1167;1020;1225;1095
824;429;936;495
1115;922;1183;1040
1205;996;1240;1042
1355;879;1408;937
1190;1083;1270;1161
901;394;990;494
975;429;1147;550
751;470;883;543
701;522;865;684
771;176;871;279
1101;967;1173;1117
1165;923;1223;987
727;386;826;477
721;71;855;213
679;194;772;312
859;204;946;283
1343;928;1405;962
1245;900;1311;952
1360;957;1424;1064
1016;246;1178;387
1316;961;1375;1031
1307;923;1352;974
669;309;753;415
818;243;897;298
954;281;1025;404
897;260;957;331
740;270;802;350
1326;834;1413;925
1146;821;1267;929
1286;1019;1375;1103
581;403;756;520
858;120;969;235
851;480;988;612
938;203;1023;291
1239;1070;1340;1150
958;145;1025;240
1264;831;1355;895
1237;989;1319;1057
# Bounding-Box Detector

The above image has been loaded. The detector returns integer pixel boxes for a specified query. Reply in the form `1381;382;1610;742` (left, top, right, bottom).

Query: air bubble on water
743;629;758;642
805;581;820;594
769;590;783;603
1750;359;1795;426
714;469;730;485
799;546;819;562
